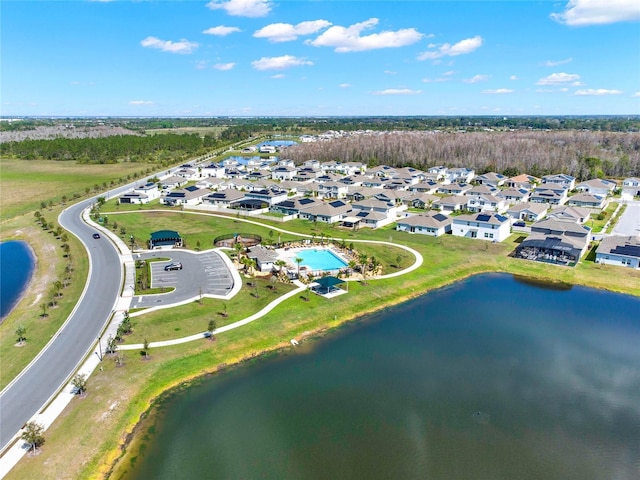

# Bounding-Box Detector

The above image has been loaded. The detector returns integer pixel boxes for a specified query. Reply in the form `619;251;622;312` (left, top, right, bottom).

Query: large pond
120;273;640;480
0;240;36;320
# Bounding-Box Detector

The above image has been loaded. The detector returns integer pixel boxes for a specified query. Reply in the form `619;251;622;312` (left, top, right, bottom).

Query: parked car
513;221;526;227
164;262;183;271
92;233;101;239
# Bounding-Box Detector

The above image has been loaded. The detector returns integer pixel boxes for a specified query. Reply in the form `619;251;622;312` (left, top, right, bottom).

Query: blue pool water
223;155;278;166
297;249;348;271
258;140;297;147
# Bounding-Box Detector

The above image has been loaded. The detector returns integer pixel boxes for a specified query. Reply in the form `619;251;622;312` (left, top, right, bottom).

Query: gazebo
149;230;183;249
311;276;347;297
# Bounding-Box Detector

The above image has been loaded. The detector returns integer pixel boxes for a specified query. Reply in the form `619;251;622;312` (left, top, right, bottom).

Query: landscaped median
6;210;640;480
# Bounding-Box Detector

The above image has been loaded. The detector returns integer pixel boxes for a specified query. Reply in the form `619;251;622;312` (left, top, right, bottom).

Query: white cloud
482;89;514;94
510;75;519;81
140;36;198;54
129;100;154;105
633;91;640;97
206;0;272;17
551;0;640;26
308;18;423;52
536;88;569;93
271;74;286;79
422;77;451;83
203;26;242;36
213;63;236;71
251;55;313;70
574;88;623;95
254;20;331;42
417;35;483;60
443;70;456;76
372;89;422;95
463;74;489;84
544;57;573;67
339;83;352;88
536;72;581;85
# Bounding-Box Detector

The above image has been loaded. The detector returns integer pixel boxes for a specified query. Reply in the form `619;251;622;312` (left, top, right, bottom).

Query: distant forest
283;130;640;180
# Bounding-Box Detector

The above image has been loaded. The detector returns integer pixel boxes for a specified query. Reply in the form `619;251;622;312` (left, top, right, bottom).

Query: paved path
611;201;640;237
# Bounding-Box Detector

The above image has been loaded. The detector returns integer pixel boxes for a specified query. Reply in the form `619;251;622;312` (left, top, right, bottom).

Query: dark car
92;233;101;239
513;221;526;227
164;262;182;271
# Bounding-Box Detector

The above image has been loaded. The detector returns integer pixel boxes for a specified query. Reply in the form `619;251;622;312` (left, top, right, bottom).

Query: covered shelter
311;276;347;297
149;230;183;249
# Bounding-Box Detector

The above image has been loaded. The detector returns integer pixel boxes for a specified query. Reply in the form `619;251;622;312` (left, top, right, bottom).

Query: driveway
132;249;235;309
611;201;640;236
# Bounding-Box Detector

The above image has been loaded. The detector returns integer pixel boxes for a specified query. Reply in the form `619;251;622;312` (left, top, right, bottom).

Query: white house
567;192;608;210
433;196;468;214
247;245;280;272
201;163;226;179
475;172;506;188
542;174;576;191
444;168;475;184
595;236;640;269
529;185;568;205
396;212;452;236
466;194;508;214
133;182;161;201
350;198;401;228
452;213;511;242
318;181;349;199
271;165;297;181
622;178;640;199
299;200;352;224
506;202;548;222
575;178;617;197
497;187;530;204
161;186;211;206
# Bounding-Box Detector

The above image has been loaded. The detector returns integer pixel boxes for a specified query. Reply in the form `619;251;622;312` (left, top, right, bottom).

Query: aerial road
0;185;132;451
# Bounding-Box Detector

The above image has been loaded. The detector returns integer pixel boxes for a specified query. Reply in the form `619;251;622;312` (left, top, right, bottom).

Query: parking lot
612;201;640;237
133;249;236;309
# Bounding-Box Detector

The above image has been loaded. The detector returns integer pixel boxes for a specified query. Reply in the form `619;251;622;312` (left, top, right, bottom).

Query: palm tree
294;257;304;277
359;253;369;285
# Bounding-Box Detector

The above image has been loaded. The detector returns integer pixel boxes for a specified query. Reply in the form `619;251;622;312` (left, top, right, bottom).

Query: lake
120;273;640;480
0;240;36;320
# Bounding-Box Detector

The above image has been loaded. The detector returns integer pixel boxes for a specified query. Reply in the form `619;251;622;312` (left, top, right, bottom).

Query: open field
0;158;154;220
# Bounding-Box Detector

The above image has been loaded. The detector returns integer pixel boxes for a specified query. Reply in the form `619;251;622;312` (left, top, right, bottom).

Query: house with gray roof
475;172;506;188
467;194;508;214
506;202;548;222
567;192;608;210
497;187;530;204
247;245;280;272
396;212;452;236
204;189;246;207
547;205;591;224
438;183;473;196
529;185;568;205
515;217;591;266
299;200;352;224
575;178;617;197
433;195;469;214
351;198;401;228
542;173;576;190
161;186;211;206
452;213;511;242
595;236;640;269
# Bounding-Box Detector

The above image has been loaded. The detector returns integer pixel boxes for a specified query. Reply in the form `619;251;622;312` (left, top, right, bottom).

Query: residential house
444;167;475;184
161;186;211;206
529;185;568;205
396;212;452;236
506;174;539;190
621;178;640;199
345;186;379;202
318;181;349;199
201;163;226;178
350;198;401;228
299;200;352;224
515;217;591;266
547;205;591;224
173;167;199;180
244;189;289;206
204;189;246;208
433;196;469;214
506;202;548;222
159;175;188;190
451;213;511;242
427;166;447;181
271;165;297;181
575;178;617;196
466;194;508;214
271;197;320;217
475;172;506;188
595;236;640;269
403;193;440;209
466;184;498;197
497;187;530;204
119;192;149;205
567;192;608;210
437;183;472;196
133;182;161;201
409;181;439;194
542;173;576;191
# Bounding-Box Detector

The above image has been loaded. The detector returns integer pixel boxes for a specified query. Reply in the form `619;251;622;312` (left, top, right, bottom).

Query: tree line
0;133;218;164
283;130;640;180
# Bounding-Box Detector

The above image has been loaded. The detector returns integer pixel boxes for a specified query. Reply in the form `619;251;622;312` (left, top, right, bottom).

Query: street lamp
96;336;103;360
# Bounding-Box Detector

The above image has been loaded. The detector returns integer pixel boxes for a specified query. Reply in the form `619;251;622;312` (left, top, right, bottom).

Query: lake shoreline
103;267;637;479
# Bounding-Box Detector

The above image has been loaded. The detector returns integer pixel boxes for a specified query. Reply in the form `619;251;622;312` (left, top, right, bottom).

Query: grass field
0;158;155;220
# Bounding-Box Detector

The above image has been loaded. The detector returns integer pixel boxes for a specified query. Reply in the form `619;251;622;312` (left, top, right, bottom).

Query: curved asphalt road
0;187;131;450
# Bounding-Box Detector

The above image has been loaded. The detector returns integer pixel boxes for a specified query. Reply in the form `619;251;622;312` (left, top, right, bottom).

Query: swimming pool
293;248;348;271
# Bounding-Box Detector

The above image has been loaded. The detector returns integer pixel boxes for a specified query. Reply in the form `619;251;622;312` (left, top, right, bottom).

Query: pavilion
149;230;183;249
311;276;347;298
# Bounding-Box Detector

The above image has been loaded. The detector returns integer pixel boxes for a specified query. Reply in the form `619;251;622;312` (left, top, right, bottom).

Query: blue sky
2;0;639;116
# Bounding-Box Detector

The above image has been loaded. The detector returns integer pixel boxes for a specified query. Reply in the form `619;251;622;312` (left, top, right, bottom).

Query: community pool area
279;247;348;272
